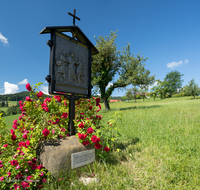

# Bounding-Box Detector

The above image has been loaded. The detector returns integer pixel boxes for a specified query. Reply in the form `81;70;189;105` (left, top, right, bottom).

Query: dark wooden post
68;96;76;136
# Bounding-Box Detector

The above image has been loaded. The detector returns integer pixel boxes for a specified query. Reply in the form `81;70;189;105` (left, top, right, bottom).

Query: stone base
36;136;94;177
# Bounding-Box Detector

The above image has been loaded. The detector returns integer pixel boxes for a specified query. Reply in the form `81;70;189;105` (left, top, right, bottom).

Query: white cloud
18;79;28;85
184;59;189;65
40;85;49;95
4;82;19;94
106;82;113;88
166;59;189;69
0;33;9;46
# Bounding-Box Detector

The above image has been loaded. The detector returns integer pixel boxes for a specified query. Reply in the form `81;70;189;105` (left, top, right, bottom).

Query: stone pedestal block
36;136;94;177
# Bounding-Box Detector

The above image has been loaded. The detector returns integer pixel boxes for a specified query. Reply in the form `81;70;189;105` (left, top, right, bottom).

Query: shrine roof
40;26;99;55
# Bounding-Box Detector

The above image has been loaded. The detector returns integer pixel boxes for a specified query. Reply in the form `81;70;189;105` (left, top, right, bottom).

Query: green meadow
2;97;200;189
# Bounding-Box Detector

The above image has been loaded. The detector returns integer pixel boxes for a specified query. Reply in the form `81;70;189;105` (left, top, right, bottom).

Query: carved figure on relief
55;51;68;82
82;62;88;86
67;51;78;85
77;57;85;86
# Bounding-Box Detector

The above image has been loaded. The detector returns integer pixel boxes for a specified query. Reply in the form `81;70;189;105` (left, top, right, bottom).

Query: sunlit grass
2;97;200;189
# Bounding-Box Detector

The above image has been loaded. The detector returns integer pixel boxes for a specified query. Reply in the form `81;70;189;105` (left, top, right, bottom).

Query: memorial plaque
71;149;95;169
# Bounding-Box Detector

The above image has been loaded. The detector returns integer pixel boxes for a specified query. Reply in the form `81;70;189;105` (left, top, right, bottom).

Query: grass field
2;97;200;189
42;96;200;189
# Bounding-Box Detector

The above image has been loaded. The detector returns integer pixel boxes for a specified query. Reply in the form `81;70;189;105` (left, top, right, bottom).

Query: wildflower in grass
0;164;3;168
26;83;32;91
3;144;8;147
0;176;4;181
42;128;50;137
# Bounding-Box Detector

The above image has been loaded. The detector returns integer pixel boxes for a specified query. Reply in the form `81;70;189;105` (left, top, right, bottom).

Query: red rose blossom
61;112;68;118
37;91;43;98
42;128;50;137
96;97;100;106
104;146;110;152
78;122;84;128
87;127;93;134
82;140;90;146
10;160;19;166
26;83;32;91
78;133;87;140
11;134;17;141
95;143;102;149
91;135;98;143
3;144;8;148
22;133;27;139
89;106;93;110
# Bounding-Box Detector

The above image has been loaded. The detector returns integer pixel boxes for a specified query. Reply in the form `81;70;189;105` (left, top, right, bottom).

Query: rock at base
36;136;94;177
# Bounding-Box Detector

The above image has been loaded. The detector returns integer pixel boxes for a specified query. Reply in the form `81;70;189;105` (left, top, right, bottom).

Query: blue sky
0;0;200;97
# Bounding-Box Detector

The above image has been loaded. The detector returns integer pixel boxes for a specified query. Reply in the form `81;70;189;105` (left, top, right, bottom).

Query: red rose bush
0;82;112;189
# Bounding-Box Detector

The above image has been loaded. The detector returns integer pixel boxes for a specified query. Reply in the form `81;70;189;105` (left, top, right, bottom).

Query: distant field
8;101;18;106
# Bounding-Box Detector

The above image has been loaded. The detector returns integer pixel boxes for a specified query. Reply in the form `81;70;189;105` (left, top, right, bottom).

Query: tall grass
2;97;200;189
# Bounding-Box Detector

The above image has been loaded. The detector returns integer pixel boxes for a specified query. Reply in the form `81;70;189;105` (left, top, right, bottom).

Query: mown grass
2;97;200;189
41;96;200;189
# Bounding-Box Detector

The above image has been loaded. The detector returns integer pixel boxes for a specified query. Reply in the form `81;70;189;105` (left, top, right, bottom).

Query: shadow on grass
119;105;161;111
99;137;140;165
189;97;200;100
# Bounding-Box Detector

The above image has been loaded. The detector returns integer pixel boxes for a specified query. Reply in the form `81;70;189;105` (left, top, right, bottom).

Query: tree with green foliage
183;79;200;99
162;70;184;97
92;31;154;110
92;31;155;110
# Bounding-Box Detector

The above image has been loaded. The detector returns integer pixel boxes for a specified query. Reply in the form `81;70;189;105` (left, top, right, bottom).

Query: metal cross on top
68;9;81;26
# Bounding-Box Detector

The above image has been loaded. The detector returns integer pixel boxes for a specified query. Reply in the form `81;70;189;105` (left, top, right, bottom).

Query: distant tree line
0;91;31;101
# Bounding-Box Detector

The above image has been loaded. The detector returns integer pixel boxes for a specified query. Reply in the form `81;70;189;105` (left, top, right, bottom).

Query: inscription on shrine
71;149;95;169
